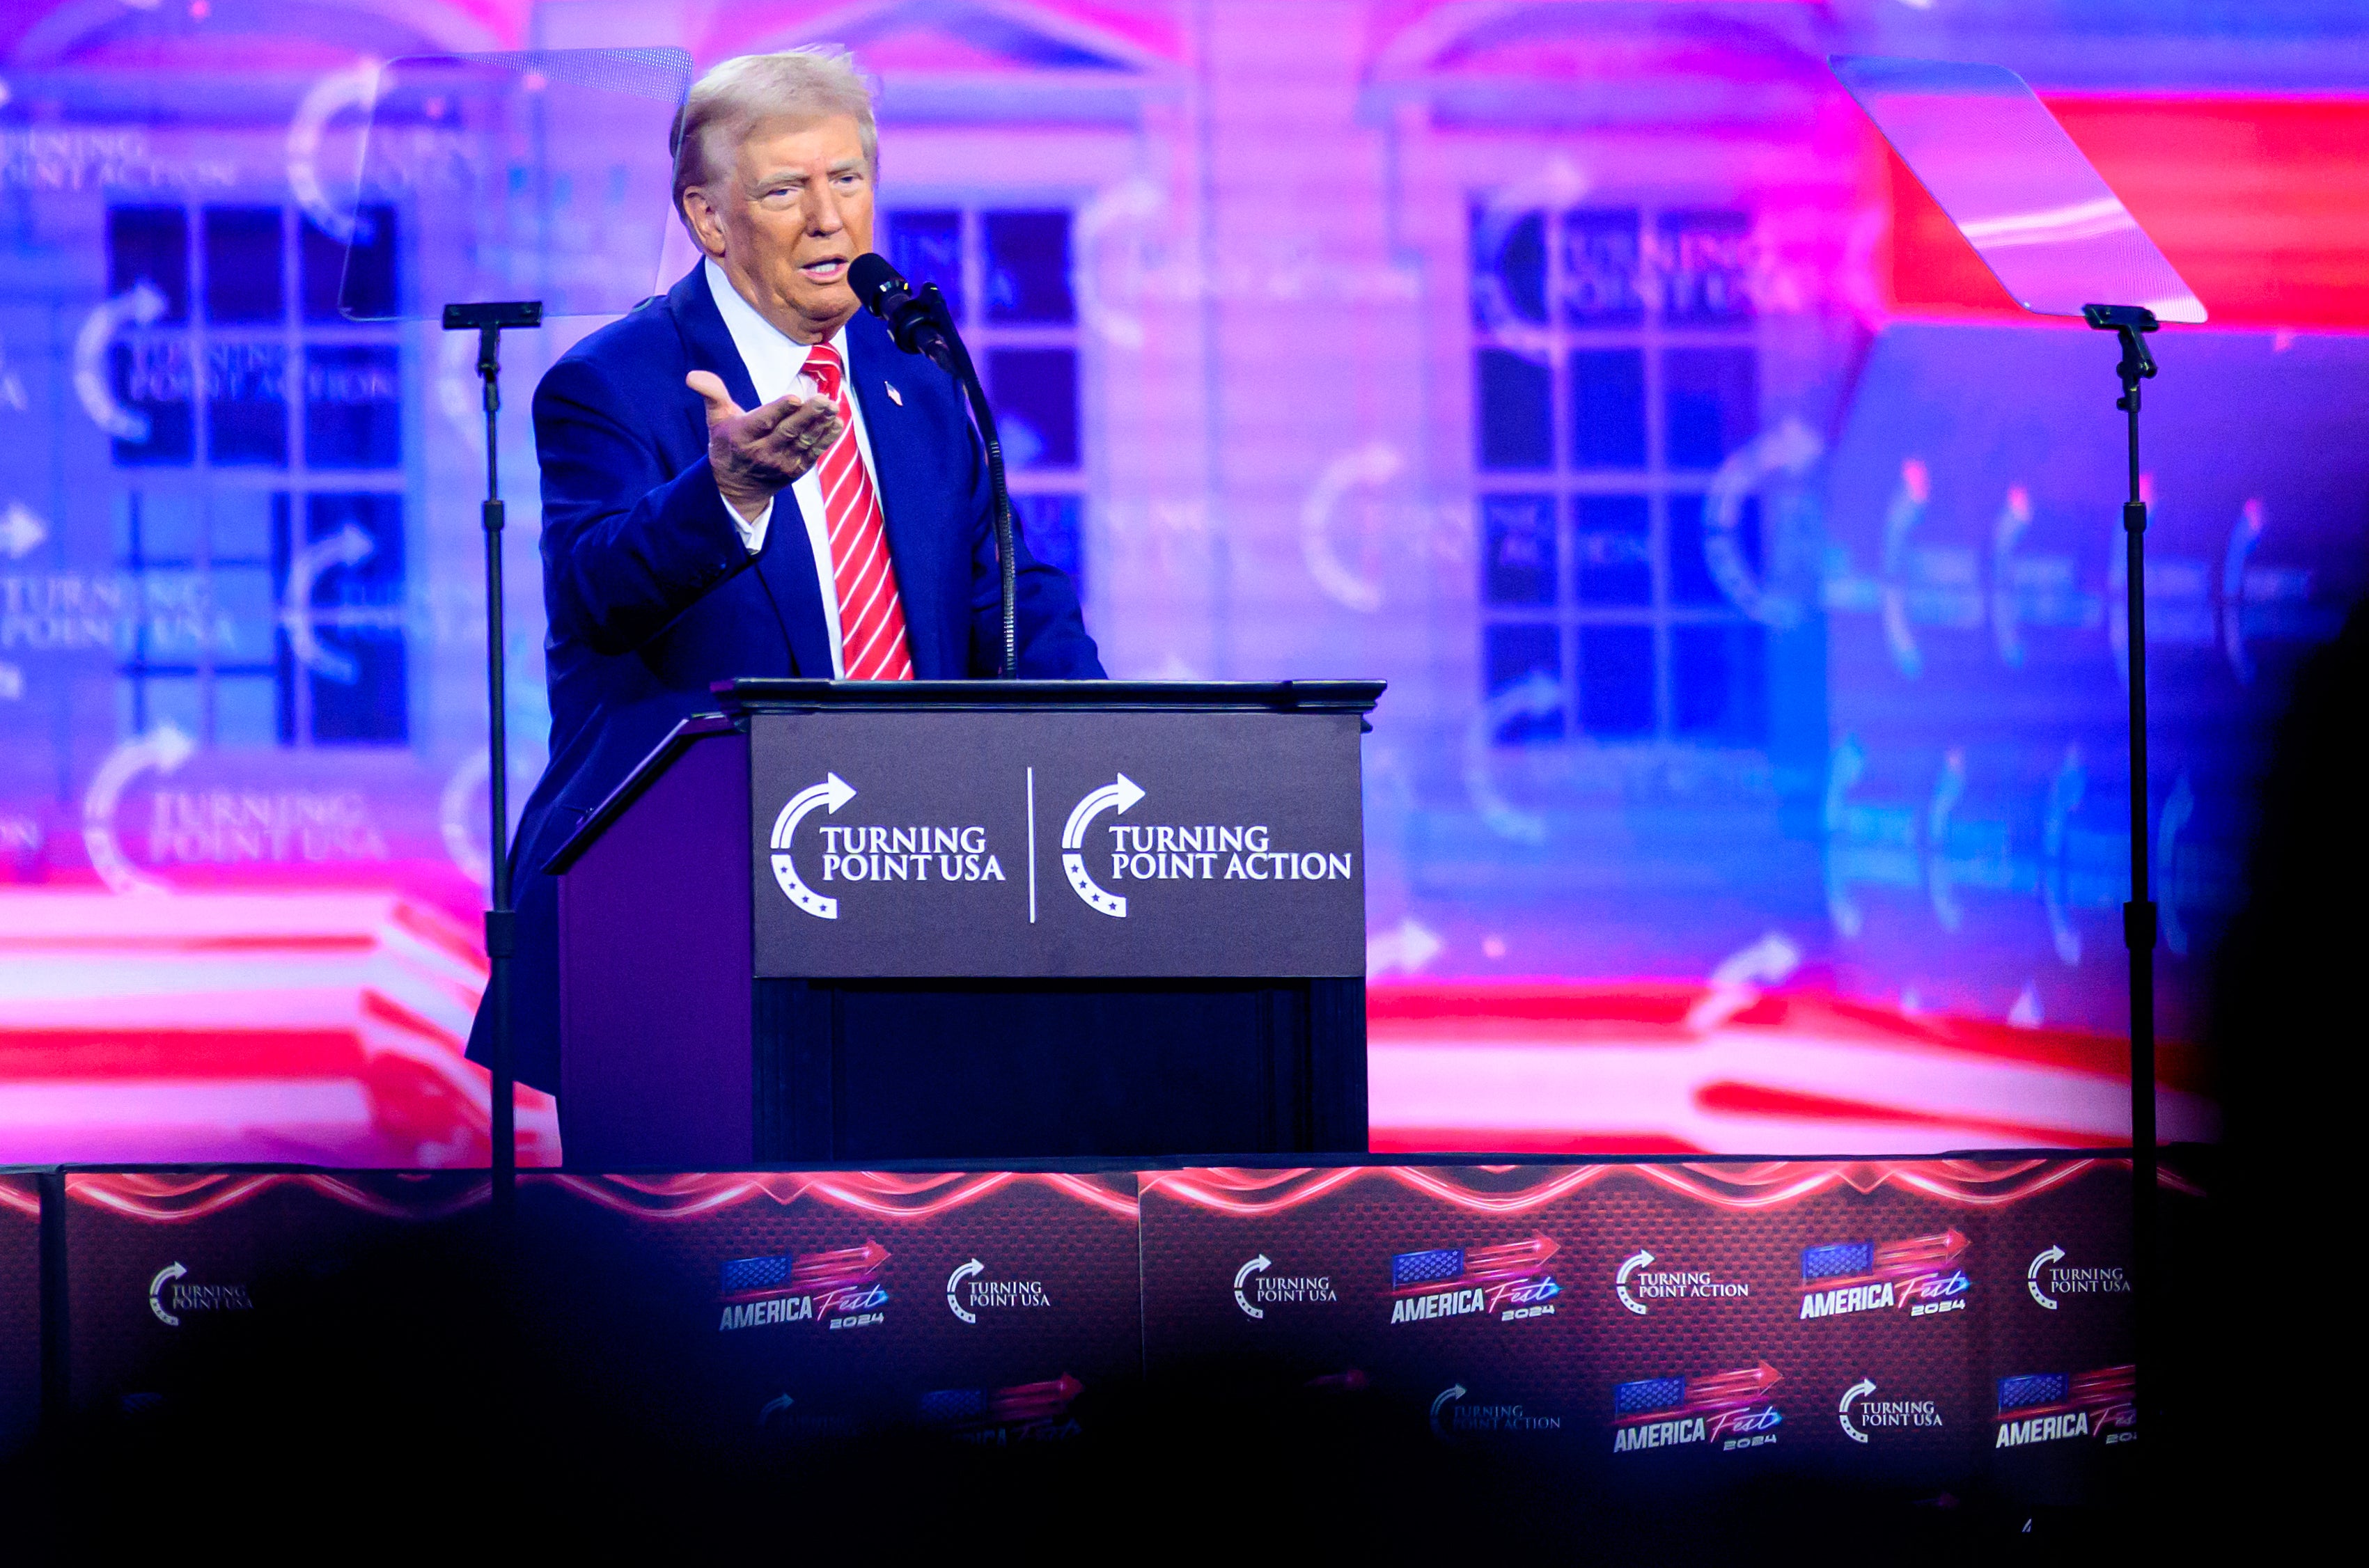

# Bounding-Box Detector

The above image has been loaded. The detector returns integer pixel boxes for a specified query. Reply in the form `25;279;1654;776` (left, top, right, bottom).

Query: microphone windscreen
847;253;905;315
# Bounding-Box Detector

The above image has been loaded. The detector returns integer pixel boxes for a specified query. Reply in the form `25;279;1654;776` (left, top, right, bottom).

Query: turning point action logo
1431;1381;1563;1440
1614;1248;1751;1314
1063;772;1356;920
1797;1230;1971;1320
2026;1244;2130;1309
1389;1234;1561;1324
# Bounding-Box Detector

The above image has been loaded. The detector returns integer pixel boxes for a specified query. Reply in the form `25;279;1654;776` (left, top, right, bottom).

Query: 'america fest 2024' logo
718;1240;891;1331
1612;1362;1784;1453
1994;1365;2136;1449
1389;1233;1561;1324
1797;1229;1971;1320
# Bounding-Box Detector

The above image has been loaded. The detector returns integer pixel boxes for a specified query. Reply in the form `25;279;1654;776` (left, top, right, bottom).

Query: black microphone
848;253;956;373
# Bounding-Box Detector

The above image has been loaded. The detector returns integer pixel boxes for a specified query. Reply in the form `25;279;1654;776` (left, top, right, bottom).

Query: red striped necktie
802;343;914;681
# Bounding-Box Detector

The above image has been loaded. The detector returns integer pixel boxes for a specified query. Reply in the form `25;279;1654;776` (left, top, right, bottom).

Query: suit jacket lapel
667;265;760;414
665;265;835;678
845;311;946;677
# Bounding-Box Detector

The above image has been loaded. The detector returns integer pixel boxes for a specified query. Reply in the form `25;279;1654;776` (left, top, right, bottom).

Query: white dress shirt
703;256;888;679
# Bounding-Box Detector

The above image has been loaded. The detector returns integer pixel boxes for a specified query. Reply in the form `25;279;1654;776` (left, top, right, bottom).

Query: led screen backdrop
1;1;2363;1163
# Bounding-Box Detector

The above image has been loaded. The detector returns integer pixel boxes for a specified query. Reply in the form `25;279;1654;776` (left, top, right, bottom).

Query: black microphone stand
443;299;542;1224
2083;299;2158;1429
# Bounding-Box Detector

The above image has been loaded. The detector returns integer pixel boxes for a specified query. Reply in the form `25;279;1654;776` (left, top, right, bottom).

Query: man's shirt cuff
726;487;773;553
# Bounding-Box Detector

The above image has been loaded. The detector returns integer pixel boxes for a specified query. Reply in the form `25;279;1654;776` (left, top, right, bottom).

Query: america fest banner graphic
56;1170;491;1420
43;1168;1145;1454
23;1155;2157;1515
514;1170;1145;1446
1136;1159;2145;1500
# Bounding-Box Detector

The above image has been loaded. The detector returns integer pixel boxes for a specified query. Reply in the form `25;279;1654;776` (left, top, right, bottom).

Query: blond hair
671;47;877;227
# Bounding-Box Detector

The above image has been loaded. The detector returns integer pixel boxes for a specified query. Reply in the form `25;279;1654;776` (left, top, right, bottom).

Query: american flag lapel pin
884;382;903;406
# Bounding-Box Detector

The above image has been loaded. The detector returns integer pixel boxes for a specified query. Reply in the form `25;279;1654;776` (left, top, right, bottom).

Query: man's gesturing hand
687;370;845;523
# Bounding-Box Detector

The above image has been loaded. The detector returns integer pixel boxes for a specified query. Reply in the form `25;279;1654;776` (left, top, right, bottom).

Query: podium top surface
712;677;1386;714
548;678;1385;875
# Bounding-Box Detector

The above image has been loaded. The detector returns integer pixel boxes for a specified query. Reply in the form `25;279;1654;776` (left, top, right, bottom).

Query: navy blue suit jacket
468;265;1103;1095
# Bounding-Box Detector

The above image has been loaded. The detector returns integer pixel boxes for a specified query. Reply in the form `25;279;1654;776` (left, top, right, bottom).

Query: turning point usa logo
719;1241;890;1331
1613;1362;1784;1453
1389;1233;1561;1324
148;1262;253;1327
1838;1377;1945;1443
2026;1244;2131;1309
1797;1230;1971;1320
769;773;1008;920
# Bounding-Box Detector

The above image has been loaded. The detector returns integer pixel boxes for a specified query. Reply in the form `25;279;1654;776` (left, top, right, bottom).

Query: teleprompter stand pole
443;300;543;1224
2084;300;2158;1440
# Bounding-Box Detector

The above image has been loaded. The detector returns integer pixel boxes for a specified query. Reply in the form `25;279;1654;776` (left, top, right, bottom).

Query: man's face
689;113;875;343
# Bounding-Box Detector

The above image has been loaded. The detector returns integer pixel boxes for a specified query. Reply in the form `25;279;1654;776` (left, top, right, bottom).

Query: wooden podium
546;679;1381;1168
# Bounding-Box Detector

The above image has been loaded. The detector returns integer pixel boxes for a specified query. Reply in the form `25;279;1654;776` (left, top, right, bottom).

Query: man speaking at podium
467;47;1103;1101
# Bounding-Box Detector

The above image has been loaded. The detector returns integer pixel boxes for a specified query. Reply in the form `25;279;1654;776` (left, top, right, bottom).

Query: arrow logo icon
281;524;377;682
1234;1253;1272;1319
1838;1377;1877;1443
1061;772;1143;918
149;1261;187;1327
1615;1249;1655;1316
84;723;198;897
2027;1245;2065;1310
946;1258;985;1324
769;773;857;920
1430;1381;1467;1438
74;281;167;442
0;500;47;560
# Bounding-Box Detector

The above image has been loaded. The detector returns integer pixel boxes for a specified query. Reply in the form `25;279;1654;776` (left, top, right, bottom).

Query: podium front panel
747;709;1364;979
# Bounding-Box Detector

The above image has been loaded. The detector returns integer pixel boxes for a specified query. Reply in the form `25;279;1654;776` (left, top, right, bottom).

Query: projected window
104;203;407;746
881;206;1086;601
1472;205;1765;746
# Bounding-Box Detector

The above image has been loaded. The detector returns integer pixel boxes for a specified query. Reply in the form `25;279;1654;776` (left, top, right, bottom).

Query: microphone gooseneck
848;253;1019;679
